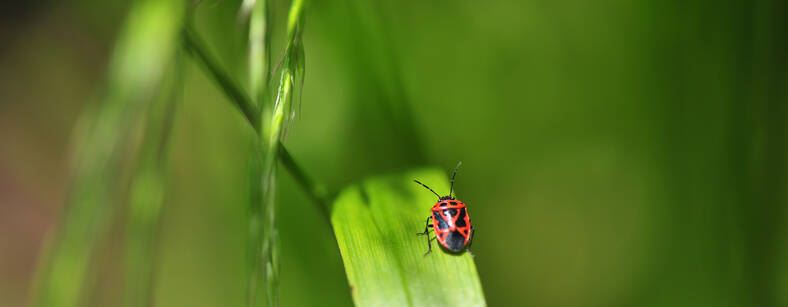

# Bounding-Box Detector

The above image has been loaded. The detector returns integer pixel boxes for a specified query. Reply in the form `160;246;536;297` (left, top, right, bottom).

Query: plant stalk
182;27;260;133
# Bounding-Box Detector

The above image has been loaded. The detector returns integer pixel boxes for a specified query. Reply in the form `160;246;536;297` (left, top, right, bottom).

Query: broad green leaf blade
332;168;486;307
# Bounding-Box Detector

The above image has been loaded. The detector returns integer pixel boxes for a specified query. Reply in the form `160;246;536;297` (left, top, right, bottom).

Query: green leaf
32;1;184;306
331;168;486;307
123;55;182;307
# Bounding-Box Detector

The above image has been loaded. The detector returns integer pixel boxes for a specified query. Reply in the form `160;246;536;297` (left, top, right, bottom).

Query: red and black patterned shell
431;198;473;252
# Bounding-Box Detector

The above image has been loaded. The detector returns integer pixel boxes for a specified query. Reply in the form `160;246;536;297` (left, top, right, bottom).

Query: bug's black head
439;195;455;201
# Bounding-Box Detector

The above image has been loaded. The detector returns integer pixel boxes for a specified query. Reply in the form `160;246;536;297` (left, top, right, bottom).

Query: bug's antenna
414;180;441;200
449;161;462;197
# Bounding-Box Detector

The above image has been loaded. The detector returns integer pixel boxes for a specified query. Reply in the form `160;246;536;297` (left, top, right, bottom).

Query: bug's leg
424;236;437;256
468;226;476;248
416;216;432;236
417;216;434;255
467;226;476;257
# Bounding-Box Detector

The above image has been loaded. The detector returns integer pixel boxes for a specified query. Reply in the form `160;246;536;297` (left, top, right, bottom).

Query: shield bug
415;162;475;255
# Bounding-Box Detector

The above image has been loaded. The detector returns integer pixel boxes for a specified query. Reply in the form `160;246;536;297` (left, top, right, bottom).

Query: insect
415;162;475;255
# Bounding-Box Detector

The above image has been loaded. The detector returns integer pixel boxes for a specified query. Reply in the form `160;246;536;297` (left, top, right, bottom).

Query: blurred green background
1;0;787;306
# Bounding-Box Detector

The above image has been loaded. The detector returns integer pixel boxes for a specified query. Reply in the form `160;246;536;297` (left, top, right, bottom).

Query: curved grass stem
182;26;261;133
278;145;330;219
256;1;308;305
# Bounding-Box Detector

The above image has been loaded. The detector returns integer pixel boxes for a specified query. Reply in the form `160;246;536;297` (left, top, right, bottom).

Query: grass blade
123;55;182;307
331;168;487;307
31;1;184;306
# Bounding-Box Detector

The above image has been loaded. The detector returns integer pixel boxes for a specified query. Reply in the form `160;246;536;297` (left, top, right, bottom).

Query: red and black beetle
415;162;475;255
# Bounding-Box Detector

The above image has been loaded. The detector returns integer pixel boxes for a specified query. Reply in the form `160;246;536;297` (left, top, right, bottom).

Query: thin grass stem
256;0;309;305
247;1;271;306
278;145;330;220
182;26;261;133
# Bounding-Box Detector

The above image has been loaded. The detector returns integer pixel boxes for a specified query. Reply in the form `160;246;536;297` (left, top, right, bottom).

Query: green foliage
12;0;788;306
32;1;185;306
123;56;182;307
256;0;307;306
32;0;493;306
332;168;486;307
